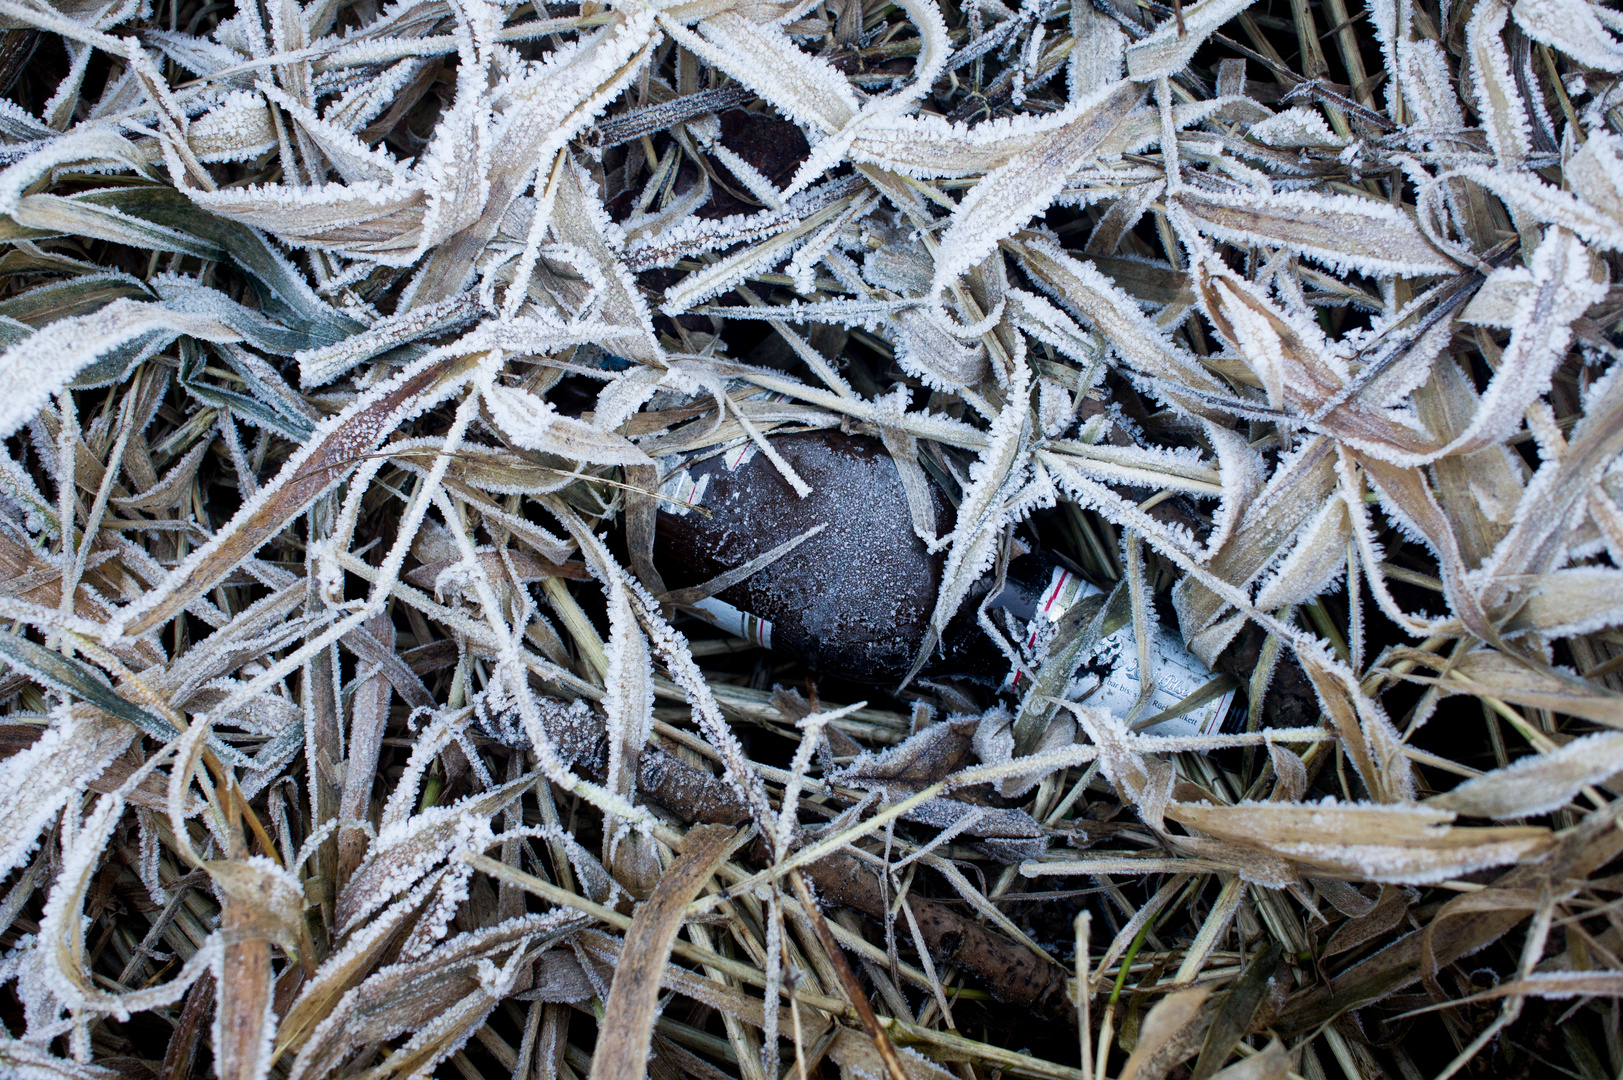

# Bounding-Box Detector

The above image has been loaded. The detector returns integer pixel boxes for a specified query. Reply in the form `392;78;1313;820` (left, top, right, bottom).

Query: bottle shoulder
654;431;947;681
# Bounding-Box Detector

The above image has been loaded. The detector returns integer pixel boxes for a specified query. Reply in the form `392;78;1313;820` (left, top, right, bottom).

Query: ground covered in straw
0;0;1621;1077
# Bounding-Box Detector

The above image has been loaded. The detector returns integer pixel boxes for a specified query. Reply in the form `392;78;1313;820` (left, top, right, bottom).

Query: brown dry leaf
337;771;536;935
825;1028;959;1080
285;911;586;1080
1118;986;1211;1080
1405;647;1623;728
1323;886;1414;957
1206;1041;1289;1080
214;880;276;1080
590;824;743;1080
1168;801;1553;883
1176;189;1458;278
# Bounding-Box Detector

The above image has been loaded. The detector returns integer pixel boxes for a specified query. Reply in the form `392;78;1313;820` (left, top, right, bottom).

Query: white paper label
658;468;709;515
693;596;773;649
1020;567;1234;737
1025;566;1090;648
723;439;759;471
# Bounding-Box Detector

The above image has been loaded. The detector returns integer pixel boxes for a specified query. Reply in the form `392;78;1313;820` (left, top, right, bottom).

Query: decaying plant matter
0;0;1621;1076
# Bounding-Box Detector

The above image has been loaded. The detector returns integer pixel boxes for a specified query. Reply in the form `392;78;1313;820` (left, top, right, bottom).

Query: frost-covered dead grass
0;0;1620;1076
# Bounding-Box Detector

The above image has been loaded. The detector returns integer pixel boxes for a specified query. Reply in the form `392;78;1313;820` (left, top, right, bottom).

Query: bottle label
1019;566;1234;737
658;468;709;515
723;439;758;471
654;441;758;515
1090;636;1236;737
692;596;773;649
1026;566;1095;649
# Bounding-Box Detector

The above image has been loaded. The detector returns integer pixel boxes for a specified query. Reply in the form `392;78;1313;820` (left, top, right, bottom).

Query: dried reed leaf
590;824;742;1080
118;351;480;638
1172;800;1553;883
1176;189;1458;278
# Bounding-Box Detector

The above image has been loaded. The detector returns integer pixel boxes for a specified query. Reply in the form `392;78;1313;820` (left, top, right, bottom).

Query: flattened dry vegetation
0;0;1621;1077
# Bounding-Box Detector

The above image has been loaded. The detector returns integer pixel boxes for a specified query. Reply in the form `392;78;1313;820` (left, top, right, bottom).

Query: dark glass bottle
654;430;944;680
651;430;1232;732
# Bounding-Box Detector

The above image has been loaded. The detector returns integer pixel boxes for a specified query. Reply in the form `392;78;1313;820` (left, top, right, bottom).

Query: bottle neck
989;557;1103;642
934;552;1095;681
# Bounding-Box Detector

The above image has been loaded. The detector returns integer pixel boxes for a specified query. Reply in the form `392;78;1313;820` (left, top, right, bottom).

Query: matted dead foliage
0;0;1620;1077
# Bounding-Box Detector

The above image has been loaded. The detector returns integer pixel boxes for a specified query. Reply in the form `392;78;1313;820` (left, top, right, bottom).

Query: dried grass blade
118;351;480;639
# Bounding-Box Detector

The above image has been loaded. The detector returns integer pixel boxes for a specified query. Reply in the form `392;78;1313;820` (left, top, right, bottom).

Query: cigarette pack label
1089;635;1236;737
692;596;773;649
